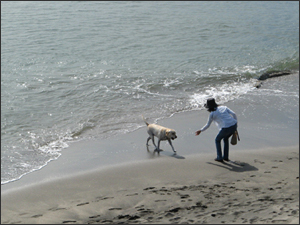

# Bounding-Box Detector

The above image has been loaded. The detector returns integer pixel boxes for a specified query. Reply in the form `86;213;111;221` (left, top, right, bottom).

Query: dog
143;115;177;154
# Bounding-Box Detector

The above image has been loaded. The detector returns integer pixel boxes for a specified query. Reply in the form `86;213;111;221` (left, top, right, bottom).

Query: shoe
214;158;223;162
223;158;230;162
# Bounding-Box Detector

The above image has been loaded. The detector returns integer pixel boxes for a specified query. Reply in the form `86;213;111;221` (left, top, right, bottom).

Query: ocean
1;1;299;185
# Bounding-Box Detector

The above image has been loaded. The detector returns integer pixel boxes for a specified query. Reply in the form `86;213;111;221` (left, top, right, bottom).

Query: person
195;98;237;162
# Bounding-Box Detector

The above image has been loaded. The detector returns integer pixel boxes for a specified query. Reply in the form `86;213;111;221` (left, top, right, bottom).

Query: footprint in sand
286;156;297;160
168;207;182;213
109;207;122;210
49;207;67;211
117;214;140;220
31;214;43;218
169;216;181;222
143;187;155;190
95;196;114;202
254;159;265;164
165;212;174;218
126;193;138;196
179;194;190;199
62;220;77;223
89;215;101;218
249;216;258;223
77;202;89;206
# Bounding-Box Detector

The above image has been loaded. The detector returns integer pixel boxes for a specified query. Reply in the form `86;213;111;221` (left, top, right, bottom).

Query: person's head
204;98;219;112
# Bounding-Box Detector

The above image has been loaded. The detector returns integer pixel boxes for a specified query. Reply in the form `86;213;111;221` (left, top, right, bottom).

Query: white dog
143;116;177;154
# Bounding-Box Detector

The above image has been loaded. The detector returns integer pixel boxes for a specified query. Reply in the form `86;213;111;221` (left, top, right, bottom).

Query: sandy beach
1;73;299;224
1;146;299;224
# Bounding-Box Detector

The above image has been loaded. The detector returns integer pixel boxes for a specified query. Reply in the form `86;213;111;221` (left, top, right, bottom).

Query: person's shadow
206;160;258;172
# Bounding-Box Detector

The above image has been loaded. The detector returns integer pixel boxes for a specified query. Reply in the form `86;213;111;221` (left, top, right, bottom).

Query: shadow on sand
146;145;185;159
206;160;258;172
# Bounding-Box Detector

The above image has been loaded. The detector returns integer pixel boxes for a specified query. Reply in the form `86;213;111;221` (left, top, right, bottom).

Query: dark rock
258;71;292;81
254;81;262;88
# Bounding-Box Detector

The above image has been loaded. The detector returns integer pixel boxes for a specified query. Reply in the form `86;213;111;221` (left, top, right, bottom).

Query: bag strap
236;130;240;141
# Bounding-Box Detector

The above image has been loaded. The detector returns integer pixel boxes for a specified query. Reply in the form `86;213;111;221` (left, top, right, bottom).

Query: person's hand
195;130;201;136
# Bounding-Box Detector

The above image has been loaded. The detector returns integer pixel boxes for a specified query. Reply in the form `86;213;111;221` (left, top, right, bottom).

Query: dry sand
1;146;299;224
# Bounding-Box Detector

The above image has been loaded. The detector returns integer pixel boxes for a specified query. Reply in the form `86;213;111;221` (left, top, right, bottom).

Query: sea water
1;1;299;184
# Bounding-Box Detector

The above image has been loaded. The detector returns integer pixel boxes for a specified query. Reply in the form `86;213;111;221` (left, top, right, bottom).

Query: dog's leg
150;135;158;151
146;137;151;146
146;137;151;152
146;136;158;150
168;139;177;155
156;139;162;152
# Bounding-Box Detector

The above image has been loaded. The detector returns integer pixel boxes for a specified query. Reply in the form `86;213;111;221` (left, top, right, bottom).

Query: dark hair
204;98;219;112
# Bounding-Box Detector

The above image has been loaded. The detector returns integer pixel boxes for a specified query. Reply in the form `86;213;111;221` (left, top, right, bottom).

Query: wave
189;80;258;109
266;56;299;72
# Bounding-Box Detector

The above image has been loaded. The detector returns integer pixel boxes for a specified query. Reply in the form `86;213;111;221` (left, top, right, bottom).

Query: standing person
195;98;237;162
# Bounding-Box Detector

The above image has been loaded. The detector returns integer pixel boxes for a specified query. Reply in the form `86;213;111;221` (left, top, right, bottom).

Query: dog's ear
166;130;171;137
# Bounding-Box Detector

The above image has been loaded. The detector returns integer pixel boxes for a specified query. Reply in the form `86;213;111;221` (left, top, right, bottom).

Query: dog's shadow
146;145;185;159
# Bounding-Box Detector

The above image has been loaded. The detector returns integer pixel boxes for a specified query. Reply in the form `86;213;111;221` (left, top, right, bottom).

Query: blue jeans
215;123;237;160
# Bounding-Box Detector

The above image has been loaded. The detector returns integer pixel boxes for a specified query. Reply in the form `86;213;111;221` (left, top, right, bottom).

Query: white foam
189;80;257;109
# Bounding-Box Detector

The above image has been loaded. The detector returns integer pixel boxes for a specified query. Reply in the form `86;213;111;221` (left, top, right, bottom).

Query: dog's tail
142;115;149;126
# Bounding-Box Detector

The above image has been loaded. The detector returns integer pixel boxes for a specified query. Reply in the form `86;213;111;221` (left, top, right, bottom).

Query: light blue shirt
201;106;237;132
